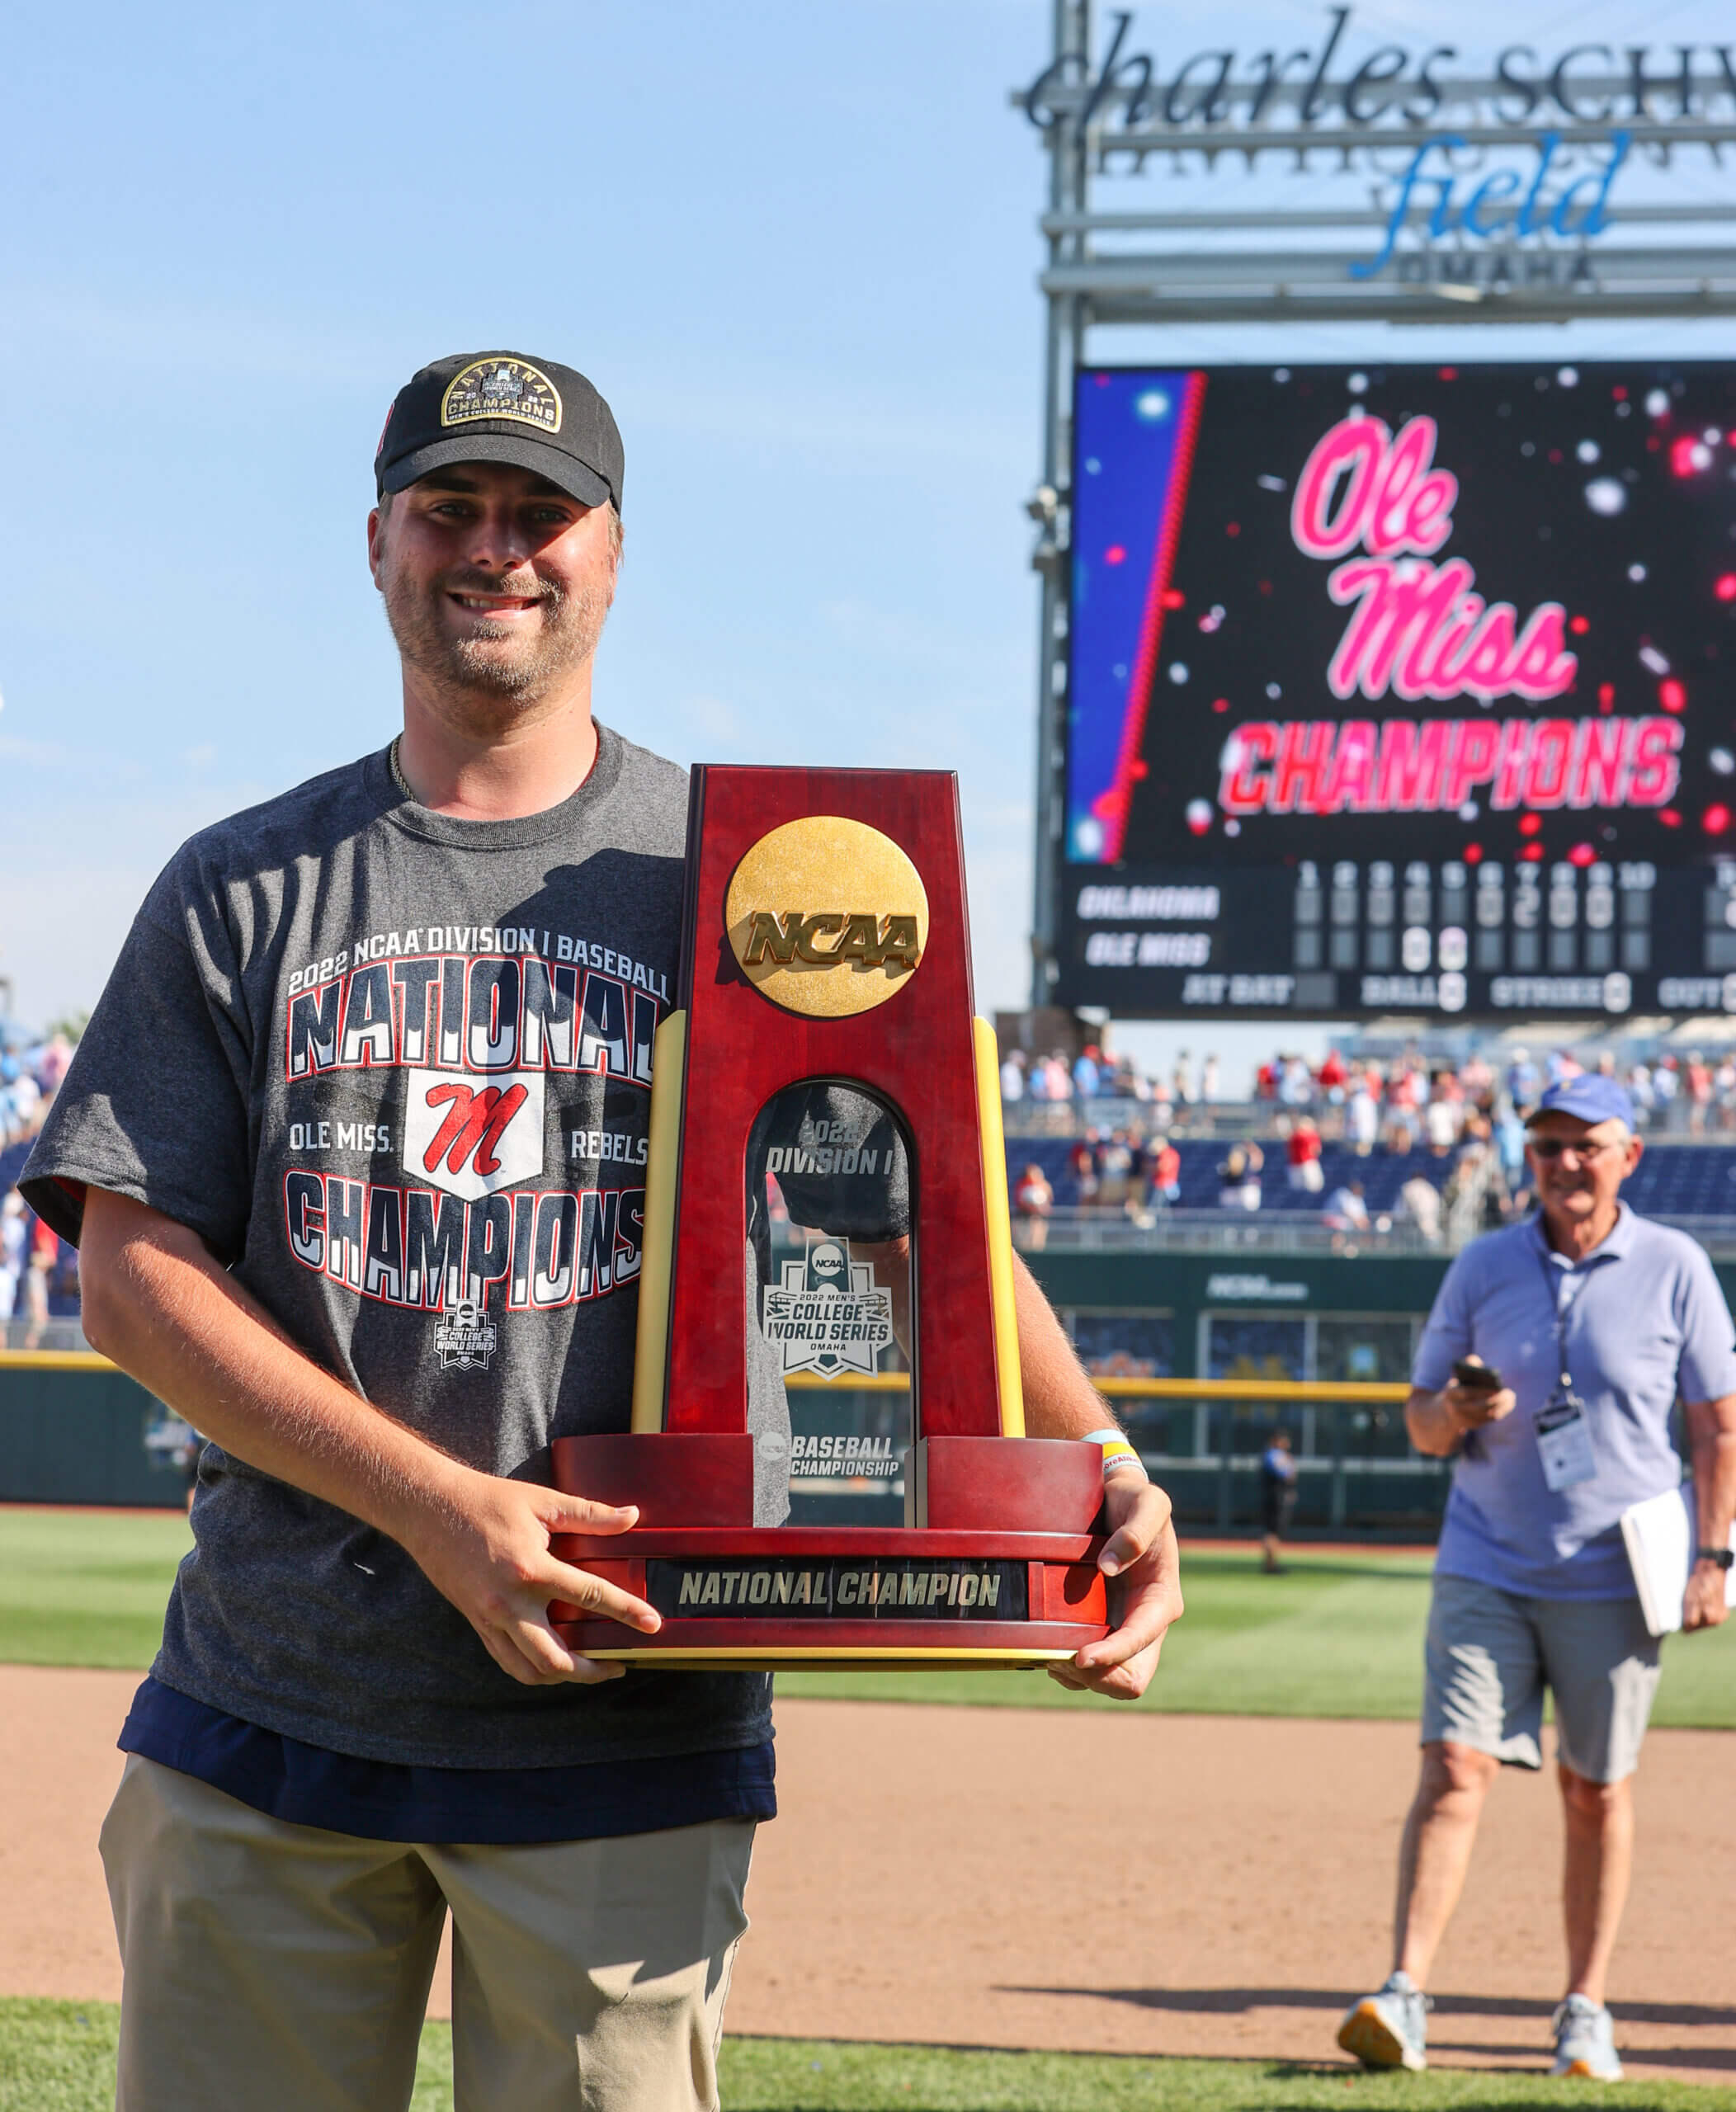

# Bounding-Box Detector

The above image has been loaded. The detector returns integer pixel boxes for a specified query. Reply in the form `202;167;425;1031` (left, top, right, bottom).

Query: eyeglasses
1528;1137;1622;1162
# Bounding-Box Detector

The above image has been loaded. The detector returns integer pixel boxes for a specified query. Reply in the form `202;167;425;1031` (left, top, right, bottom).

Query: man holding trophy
22;351;1182;2112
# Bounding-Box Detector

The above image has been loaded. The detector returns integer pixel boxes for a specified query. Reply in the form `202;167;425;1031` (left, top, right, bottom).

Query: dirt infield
2;1666;1731;2081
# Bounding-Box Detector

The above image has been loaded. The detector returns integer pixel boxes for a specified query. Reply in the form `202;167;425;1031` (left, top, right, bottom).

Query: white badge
1535;1397;1597;1493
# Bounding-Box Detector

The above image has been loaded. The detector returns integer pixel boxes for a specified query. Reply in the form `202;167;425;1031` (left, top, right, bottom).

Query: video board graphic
1059;361;1736;1020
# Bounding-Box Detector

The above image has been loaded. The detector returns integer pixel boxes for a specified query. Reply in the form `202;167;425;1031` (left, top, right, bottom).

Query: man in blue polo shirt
1337;1074;1736;2082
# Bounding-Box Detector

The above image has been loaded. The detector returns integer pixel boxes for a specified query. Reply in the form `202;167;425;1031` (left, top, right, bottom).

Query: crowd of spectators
0;1030;79;1344
1003;1037;1698;1248
1002;1035;1724;1135
1000;1043;1221;1120
1250;1043;1727;1140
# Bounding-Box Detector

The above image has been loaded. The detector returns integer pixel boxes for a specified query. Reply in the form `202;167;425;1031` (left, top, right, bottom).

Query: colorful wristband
1083;1426;1149;1481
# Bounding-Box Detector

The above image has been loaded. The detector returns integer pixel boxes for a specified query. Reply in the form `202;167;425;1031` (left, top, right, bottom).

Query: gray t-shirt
1413;1204;1736;1598
24;727;780;1768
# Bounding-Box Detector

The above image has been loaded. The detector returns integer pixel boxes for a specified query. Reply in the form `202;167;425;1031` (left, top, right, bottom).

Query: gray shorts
1422;1571;1663;1783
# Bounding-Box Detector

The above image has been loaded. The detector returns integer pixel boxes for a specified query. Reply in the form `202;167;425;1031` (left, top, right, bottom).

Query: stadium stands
1002;1134;1736;1244
1617;1145;1736;1220
1004;1136;1453;1215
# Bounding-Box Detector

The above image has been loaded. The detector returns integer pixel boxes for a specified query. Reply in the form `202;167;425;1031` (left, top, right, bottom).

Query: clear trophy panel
746;1080;914;1526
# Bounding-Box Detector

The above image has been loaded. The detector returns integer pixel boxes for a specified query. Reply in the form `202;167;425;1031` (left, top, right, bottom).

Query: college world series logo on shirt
434;1297;498;1373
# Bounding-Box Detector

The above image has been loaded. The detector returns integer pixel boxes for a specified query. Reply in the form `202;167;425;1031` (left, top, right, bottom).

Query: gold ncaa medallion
725;817;928;1017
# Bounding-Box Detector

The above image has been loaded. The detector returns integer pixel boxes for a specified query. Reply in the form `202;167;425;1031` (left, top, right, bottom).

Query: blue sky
2;0;1730;1083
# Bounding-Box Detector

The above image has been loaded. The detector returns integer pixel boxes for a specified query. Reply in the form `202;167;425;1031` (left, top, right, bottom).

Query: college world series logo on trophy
548;766;1112;1666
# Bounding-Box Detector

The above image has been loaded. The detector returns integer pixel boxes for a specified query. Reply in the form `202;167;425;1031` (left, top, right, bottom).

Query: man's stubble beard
380;557;612;715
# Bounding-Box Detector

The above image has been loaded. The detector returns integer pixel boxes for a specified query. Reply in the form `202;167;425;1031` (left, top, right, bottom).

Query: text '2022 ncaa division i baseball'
21;347;1184;2112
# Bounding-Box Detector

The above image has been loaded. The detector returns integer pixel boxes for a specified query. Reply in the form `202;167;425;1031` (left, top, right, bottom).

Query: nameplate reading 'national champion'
649;1558;1028;1621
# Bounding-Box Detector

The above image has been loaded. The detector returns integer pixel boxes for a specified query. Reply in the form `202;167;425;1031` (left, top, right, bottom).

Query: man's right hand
401;1470;661;1687
78;1190;663;1688
1441;1357;1517;1431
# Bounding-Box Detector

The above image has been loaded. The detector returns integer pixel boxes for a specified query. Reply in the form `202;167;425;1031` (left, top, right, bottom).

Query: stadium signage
1205;1274;1309;1302
1021;12;1736;141
1210;404;1685;825
1290;412;1576;705
1018;9;1733;278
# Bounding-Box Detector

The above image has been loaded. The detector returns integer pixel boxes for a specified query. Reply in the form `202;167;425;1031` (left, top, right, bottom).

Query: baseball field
2;1506;1734;2107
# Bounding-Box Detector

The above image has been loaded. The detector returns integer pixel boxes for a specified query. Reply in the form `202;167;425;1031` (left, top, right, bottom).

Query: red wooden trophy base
550;1434;1110;1669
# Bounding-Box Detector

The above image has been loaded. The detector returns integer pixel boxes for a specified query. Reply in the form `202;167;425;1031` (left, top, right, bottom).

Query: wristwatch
1695;1546;1735;1570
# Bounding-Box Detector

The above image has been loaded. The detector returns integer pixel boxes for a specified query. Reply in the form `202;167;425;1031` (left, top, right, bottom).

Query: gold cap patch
440;357;563;436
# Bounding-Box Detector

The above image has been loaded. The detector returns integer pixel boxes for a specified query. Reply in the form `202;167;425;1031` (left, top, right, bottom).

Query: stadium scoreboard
1054;361;1736;1021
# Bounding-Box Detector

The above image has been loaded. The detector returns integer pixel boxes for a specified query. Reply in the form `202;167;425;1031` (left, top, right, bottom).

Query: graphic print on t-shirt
401;1072;547;1201
279;922;668;1346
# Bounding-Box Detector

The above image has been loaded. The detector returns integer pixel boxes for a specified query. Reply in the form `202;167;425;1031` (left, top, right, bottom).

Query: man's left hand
1048;1475;1183;1700
1683;1559;1730;1632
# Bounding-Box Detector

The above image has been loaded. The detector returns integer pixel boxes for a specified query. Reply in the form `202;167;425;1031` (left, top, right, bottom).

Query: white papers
1620;1483;1736;1637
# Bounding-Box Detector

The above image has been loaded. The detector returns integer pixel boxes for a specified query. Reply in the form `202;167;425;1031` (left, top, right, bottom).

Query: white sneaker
1551;1994;1623;2081
1337;1970;1429;2072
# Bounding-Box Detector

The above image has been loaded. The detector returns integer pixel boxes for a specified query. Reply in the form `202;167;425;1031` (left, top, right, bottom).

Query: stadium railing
1005;1096;1710;1143
1017;1208;1450;1255
1021;1205;1736;1258
1004;1099;1286;1140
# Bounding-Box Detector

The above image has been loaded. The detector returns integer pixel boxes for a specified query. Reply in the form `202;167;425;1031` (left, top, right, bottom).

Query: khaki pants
101;1756;754;2112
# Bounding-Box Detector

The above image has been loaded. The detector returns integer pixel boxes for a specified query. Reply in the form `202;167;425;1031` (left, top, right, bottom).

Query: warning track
1;1671;1729;2081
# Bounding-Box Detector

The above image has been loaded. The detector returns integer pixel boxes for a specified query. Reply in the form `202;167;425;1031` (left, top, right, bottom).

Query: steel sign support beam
1028;0;1093;1005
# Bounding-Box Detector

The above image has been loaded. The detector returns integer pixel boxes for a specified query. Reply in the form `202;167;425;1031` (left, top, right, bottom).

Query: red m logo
422;1081;529;1178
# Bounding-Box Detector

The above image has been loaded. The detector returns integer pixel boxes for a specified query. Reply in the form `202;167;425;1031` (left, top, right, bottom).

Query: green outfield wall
1024;1245;1736;1535
0;1357;189;1507
4;1245;1733;1523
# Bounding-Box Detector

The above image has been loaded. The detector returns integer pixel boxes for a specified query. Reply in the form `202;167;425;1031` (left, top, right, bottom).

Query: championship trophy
550;768;1111;1666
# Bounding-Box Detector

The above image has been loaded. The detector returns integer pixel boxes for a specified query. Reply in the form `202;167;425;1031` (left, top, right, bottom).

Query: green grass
2;2007;1731;2112
715;2039;1736;2110
0;1507;191;1669
0;2000;454;2110
779;1549;1736;1730
1;1511;1731;1728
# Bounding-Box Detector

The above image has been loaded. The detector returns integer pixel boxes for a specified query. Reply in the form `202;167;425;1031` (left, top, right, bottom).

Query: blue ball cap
1527;1074;1636;1130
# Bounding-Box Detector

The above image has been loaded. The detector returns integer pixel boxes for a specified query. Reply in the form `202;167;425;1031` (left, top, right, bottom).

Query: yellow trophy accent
630;1011;687;1434
974;1016;1025;1438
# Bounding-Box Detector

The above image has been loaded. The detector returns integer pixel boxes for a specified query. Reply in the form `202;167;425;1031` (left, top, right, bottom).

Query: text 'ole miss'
285;954;658;1086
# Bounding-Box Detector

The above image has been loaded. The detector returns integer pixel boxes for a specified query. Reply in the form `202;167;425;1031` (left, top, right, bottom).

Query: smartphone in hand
1452;1357;1503;1393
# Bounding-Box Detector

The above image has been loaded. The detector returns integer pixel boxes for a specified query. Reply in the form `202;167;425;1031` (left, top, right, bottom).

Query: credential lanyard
1538;1247;1580;1405
1531;1245;1597;1493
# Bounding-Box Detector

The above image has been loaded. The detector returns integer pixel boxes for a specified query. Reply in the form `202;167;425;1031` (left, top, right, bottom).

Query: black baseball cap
374;351;624;514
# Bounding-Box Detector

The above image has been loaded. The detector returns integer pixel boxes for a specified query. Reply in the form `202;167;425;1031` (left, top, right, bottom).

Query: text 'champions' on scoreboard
1056;361;1736;1021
